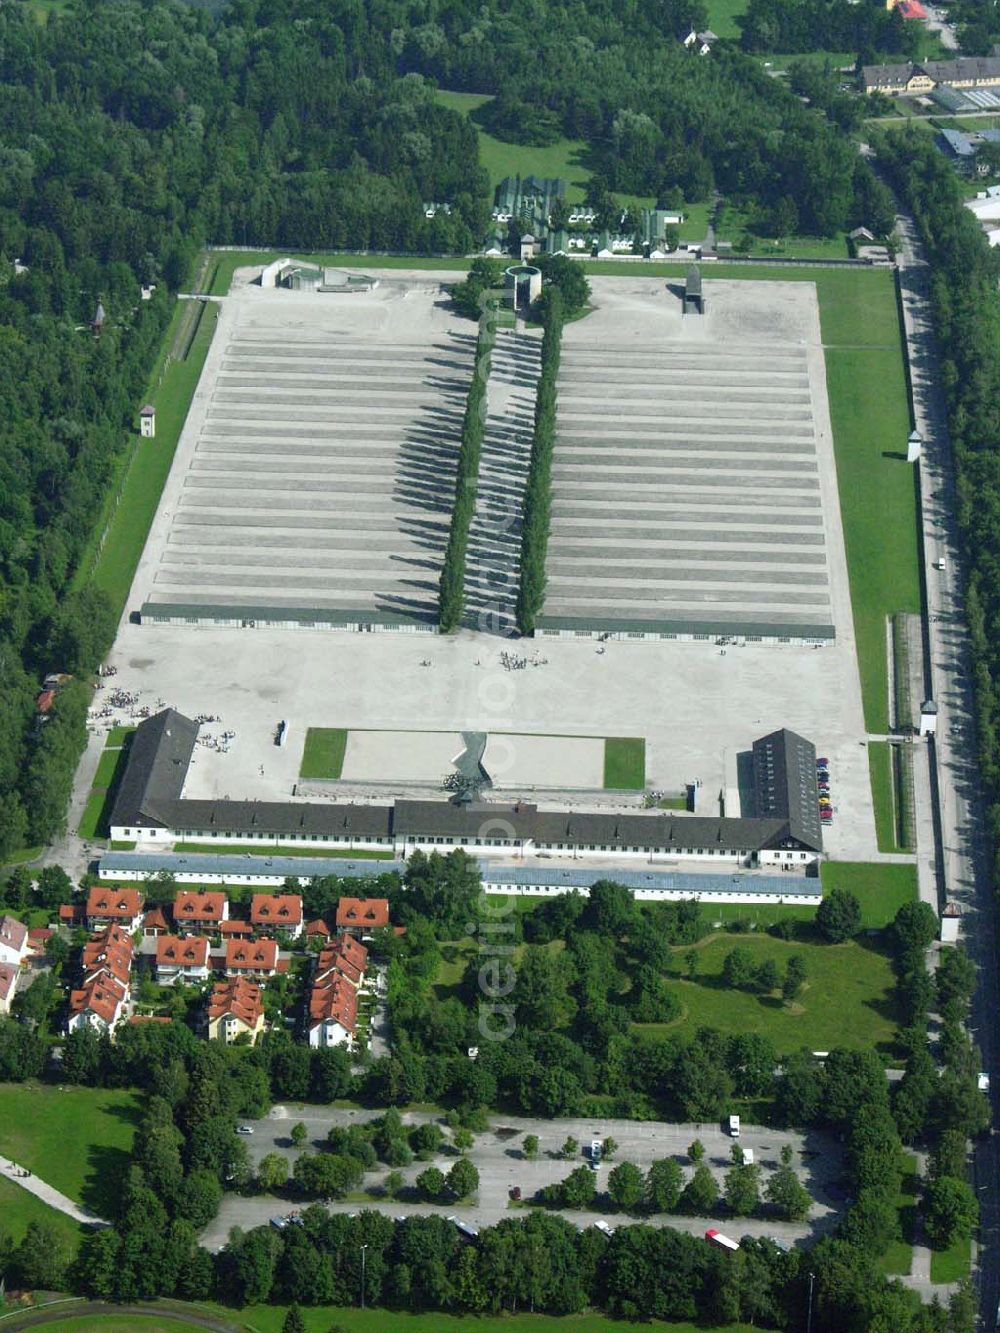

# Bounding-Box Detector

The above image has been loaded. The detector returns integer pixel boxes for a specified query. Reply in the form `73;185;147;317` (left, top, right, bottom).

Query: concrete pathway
0;1156;109;1229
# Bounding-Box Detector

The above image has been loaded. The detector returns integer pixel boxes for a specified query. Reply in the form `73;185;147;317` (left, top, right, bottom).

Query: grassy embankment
74;294;220;615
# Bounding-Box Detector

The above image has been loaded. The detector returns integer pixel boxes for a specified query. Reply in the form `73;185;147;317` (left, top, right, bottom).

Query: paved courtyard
136;273;475;627
84;266;879;863
543;278;841;642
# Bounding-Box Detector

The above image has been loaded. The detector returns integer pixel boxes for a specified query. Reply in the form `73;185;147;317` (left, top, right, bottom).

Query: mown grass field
930;1229;972;1283
80;301;220;614
878;1152;917;1276
705;0;747;38
299;727;349;779
634;930;900;1056
603;737;646;789
434;90;593;201
0;1083;140;1218
819;861;917;927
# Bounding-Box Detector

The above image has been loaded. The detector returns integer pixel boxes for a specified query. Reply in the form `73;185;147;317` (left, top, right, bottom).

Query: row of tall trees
515;289;563;634
71;1197;974;1331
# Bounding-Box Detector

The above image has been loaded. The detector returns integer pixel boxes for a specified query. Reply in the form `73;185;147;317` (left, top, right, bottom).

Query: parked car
236;1125;254;1135
817;757;830;767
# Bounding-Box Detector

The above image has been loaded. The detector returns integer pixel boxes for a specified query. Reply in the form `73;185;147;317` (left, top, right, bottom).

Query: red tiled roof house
86;887;144;933
335;897;389;939
207;977;266;1044
155;935;211;985
250;894;303;940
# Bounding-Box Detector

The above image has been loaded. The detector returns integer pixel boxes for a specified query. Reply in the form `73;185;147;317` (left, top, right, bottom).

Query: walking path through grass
0;1155;109;1228
0;1083;139;1219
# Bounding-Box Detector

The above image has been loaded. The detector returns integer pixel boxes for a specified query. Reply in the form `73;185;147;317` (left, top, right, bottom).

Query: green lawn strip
895;744;915;852
0;1176;89;1262
77;735;135;840
825;346;918;732
929;1230;972;1283
0;1083;140;1217
699;901;817;928
107;725;137;747
225;1305;762;1333
819;861;917;928
678;200;711;243
171;841;393;861
77;788;109;842
82;302;220;613
299;727;349;779
634;931;899;1056
603;737;646;789
878;1152;917;1275
869;742;899;853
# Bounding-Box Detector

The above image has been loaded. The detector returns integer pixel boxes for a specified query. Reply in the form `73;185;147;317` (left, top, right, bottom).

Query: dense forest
738;0;916;58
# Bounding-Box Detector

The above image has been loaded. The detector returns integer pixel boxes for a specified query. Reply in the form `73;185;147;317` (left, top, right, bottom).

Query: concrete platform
138;278;476;627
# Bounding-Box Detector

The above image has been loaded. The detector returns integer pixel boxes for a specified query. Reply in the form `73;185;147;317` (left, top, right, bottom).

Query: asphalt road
895;208;1000;1325
202;1105;846;1252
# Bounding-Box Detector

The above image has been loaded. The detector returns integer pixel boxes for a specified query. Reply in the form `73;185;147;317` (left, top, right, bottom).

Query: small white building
940;901;961;944
920;699;939;736
139;405;155;438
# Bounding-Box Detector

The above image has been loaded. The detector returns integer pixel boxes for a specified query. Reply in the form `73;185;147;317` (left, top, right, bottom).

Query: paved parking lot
201;1104;846;1251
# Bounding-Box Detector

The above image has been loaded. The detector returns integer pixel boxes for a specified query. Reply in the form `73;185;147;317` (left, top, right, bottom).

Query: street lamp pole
806;1270;815;1333
360;1243;368;1309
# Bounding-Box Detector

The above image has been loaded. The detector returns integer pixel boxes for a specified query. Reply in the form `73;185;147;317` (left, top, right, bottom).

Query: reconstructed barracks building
862;55;1000;94
110;712;823;870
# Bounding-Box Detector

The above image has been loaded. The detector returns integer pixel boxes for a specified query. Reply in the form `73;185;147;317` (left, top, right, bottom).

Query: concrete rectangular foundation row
541;310;836;641
142;290;477;628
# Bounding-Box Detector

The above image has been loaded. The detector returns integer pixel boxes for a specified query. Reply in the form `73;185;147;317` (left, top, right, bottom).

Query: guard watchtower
683;265;705;315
